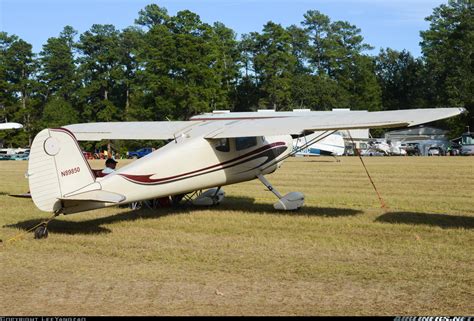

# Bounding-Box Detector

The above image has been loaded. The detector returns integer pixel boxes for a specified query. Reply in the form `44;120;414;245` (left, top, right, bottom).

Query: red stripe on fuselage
119;142;286;184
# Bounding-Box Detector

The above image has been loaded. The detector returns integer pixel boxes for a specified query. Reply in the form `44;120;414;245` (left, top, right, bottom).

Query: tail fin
28;128;96;213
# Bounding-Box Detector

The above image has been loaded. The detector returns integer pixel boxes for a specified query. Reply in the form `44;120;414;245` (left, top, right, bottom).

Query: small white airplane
362;136;437;156
293;132;345;156
26;107;465;238
362;139;393;156
0;122;23;130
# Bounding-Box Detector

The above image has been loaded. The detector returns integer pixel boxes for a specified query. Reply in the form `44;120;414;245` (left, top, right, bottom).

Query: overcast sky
0;0;447;57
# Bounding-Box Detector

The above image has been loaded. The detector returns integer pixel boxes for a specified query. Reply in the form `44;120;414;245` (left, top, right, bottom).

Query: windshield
462;134;474;145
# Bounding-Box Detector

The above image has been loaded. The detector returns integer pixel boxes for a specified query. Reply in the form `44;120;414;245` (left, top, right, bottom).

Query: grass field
0;157;473;316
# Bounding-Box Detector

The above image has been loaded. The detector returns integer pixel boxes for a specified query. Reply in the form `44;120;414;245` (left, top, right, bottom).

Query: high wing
63;108;465;141
203;108;465;138
63;121;198;141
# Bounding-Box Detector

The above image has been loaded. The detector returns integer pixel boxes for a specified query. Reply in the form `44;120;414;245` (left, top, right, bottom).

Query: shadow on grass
376;212;474;229
4;196;362;236
214;196;361;218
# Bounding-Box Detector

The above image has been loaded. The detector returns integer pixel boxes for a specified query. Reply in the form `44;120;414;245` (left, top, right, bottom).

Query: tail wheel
34;225;48;239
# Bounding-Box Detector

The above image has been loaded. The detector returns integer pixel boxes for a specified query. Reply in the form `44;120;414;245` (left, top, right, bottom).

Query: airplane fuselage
93;135;293;210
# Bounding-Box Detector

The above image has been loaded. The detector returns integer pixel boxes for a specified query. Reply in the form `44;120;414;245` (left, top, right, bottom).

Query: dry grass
0;157;473;315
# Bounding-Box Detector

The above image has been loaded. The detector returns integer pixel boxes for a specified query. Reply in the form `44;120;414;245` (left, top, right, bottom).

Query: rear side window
215;138;230;152
236;137;257;151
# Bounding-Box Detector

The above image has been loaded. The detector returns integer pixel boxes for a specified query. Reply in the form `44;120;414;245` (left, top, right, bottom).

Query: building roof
385;126;447;136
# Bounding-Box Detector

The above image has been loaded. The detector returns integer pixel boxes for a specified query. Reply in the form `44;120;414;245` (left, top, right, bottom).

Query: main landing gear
257;174;304;211
192;187;225;206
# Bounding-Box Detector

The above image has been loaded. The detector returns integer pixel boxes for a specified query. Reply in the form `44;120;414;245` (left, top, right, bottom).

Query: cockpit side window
235;137;257;151
215;138;230;152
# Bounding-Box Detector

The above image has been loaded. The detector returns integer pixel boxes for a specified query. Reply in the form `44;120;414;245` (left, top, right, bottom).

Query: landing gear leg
257;174;304;211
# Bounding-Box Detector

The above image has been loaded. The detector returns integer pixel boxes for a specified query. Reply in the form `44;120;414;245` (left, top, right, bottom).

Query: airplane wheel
34;225;48;239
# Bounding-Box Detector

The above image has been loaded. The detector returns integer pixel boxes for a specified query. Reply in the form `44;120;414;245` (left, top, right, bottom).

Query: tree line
0;1;472;147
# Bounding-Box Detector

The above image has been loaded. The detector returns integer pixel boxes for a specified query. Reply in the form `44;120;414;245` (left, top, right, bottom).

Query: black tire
34;225;48;239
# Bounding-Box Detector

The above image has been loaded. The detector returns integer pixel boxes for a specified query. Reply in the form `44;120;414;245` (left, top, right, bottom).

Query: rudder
28;128;95;212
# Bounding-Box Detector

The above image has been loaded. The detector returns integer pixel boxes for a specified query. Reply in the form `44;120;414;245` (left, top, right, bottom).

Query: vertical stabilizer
28;128;96;212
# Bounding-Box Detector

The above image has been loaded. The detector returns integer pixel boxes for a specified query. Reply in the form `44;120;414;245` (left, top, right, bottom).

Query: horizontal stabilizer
9;193;32;199
59;190;125;203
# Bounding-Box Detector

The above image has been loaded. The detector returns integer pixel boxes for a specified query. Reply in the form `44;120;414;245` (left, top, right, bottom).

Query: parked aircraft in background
0;148;30;160
361;139;407;156
0;122;23;130
26;108;465;238
293;132;345;156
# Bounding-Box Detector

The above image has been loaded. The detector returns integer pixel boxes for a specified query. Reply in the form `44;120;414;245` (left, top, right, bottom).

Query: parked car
360;149;385;156
11;153;29;160
428;146;444;156
404;143;421;156
0;148;30;160
127;147;154;159
459;132;474;155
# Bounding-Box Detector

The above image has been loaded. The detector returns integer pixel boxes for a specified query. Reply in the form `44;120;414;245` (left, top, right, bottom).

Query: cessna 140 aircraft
26;107;465;238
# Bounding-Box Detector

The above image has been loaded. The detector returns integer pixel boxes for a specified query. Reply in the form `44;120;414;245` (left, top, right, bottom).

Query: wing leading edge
63;121;200;141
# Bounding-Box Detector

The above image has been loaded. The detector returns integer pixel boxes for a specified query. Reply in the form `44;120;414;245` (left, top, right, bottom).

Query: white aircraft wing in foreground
27;107;465;238
63;108;464;141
